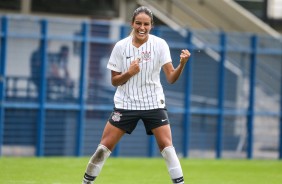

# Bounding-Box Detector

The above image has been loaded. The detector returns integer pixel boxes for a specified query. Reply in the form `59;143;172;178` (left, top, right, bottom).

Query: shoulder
149;34;169;51
149;34;167;44
110;37;130;57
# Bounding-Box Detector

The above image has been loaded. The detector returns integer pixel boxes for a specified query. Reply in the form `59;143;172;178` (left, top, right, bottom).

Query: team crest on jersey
112;112;122;122
141;51;151;61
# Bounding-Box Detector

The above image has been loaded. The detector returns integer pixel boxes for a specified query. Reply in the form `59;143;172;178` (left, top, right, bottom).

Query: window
234;0;265;19
0;0;20;11
267;0;282;19
31;0;118;18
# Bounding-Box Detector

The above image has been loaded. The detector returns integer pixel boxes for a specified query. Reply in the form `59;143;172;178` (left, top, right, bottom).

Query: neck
132;35;149;48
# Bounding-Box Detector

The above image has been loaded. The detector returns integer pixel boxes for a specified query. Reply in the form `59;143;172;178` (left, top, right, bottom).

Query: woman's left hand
180;49;191;65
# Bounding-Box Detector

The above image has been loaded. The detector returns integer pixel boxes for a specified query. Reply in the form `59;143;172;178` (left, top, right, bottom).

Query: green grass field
1;157;282;184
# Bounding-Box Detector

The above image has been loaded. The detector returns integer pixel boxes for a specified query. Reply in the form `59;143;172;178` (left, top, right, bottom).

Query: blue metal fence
0;15;281;159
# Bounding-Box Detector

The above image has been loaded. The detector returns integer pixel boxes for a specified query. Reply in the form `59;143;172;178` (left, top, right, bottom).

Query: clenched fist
180;49;191;65
128;58;141;76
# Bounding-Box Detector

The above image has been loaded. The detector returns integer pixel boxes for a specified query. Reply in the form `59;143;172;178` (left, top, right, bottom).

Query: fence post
148;136;156;157
76;22;89;156
280;48;282;159
280;110;282;159
183;30;193;158
0;16;8;156
36;19;48;156
216;32;226;159
247;35;257;159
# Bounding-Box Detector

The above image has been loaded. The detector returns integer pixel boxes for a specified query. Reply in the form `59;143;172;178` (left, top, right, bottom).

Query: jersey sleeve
107;43;122;72
159;39;172;66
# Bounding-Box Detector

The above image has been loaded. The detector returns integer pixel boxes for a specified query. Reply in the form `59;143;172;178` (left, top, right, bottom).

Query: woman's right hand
128;58;141;76
111;58;141;86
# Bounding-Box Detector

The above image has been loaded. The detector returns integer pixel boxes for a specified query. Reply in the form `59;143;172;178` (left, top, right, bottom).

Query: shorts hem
109;121;132;134
146;122;169;135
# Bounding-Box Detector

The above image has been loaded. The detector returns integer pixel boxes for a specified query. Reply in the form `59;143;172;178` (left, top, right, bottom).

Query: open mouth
138;30;146;36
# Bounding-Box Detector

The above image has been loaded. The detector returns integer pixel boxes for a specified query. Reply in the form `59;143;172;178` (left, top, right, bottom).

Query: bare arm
111;59;140;86
163;49;191;84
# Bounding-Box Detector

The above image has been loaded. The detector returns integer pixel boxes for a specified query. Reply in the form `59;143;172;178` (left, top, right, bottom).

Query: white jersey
107;34;172;110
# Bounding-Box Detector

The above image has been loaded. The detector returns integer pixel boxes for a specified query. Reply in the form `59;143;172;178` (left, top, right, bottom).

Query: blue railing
0;15;282;159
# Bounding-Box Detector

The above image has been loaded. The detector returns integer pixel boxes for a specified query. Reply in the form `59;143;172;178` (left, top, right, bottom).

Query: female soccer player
82;6;191;184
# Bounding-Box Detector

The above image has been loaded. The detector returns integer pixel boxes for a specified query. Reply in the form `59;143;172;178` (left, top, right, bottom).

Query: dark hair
131;6;154;25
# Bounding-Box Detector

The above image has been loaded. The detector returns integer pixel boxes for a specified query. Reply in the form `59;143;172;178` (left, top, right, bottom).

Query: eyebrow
135;20;150;23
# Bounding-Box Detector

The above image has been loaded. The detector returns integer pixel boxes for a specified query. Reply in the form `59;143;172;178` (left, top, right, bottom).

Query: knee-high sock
161;146;184;184
82;144;111;184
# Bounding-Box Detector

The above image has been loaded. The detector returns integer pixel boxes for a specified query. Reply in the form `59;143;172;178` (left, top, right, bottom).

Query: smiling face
131;7;153;45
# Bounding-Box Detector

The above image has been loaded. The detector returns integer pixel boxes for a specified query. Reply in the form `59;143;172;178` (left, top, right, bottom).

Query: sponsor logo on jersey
109;62;116;67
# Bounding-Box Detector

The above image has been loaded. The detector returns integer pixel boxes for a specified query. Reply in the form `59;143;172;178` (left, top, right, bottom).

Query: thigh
151;124;173;151
100;121;125;151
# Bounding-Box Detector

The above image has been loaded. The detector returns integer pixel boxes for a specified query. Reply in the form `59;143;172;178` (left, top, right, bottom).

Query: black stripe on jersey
122;49;125;109
132;46;138;109
146;41;152;109
145;43;151;110
127;43;131;109
151;40;159;108
136;49;141;110
123;40;131;109
148;41;154;109
138;48;144;110
141;43;146;109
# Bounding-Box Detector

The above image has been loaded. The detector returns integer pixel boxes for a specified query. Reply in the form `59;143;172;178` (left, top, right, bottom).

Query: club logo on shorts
112;112;122;122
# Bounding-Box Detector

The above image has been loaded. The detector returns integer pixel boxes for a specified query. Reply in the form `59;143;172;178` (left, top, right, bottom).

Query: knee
157;139;173;151
89;144;111;164
158;144;172;152
99;140;117;151
161;146;175;157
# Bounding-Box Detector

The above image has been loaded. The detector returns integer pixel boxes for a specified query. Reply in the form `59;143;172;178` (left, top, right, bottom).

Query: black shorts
108;108;170;135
